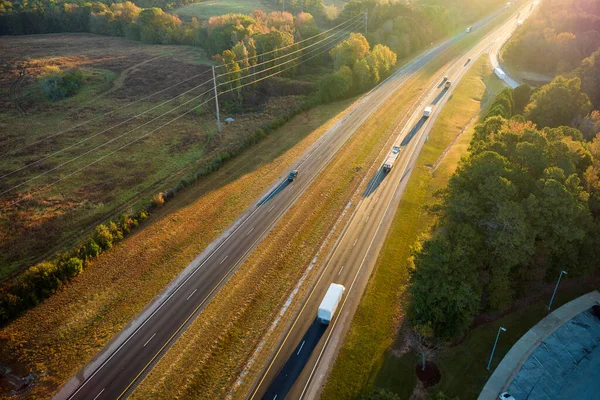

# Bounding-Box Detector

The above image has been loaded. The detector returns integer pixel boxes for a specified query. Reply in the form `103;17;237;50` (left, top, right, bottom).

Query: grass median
321;55;504;400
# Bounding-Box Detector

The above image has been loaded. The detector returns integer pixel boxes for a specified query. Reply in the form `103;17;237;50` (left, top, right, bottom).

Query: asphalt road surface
56;4;532;400
251;3;535;400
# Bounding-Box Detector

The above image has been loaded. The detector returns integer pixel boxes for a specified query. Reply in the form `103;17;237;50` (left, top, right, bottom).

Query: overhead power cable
0;76;216;182
216;17;365;78
215;18;364;90
1;96;216;212
2;18;363;208
2;68;215;159
0;86;214;197
214;11;366;70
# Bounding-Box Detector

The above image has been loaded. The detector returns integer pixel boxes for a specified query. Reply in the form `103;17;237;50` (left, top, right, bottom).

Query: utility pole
364;10;368;35
487;326;506;371
548;270;567;311
212;66;221;134
282;0;284;13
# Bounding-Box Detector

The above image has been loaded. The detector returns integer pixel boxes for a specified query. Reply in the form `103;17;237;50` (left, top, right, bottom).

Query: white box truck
318;283;345;324
423;106;433;118
383;146;401;172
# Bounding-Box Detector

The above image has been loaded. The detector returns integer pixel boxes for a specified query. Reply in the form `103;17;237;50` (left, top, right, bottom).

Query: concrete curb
478;290;600;400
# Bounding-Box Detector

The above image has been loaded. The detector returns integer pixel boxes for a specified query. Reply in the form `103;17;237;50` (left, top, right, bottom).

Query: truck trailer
423;106;433;118
383;146;401;172
317;283;345;324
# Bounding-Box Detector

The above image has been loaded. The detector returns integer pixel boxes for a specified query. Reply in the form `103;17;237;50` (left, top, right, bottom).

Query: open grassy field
173;0;274;20
0;33;309;282
321;55;504;400
0;92;354;399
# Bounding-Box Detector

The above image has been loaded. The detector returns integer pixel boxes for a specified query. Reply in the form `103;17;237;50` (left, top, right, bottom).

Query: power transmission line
1;14;364;177
215;18;364;92
0;77;215;182
214;11;366;70
0;86;214;197
216;17;364;78
2;68;215;159
1;95;217;211
2;17;362;208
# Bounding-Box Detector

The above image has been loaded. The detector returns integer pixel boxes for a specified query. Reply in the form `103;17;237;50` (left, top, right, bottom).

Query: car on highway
288;170;298;181
442;75;449;82
466;26;472;33
444;81;451;89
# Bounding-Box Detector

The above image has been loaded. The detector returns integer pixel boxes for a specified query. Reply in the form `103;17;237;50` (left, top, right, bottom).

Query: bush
38;66;85;101
63;257;84;278
94;224;114;250
152;192;165;207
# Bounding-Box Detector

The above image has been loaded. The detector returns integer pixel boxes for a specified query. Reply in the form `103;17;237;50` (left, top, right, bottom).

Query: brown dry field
0;33;305;280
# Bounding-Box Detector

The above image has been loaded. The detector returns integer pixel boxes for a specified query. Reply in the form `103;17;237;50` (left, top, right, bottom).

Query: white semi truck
318;283;345;324
423;106;433;118
383;146;401;172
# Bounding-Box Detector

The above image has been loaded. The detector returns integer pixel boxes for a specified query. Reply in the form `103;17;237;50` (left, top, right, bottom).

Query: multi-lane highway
250;3;535;400
56;3;533;400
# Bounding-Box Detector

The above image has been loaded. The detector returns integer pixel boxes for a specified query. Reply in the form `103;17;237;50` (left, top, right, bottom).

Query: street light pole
548;270;567;311
487;326;506;371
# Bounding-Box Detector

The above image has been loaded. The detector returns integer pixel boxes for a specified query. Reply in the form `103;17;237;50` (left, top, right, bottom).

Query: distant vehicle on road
494;67;507;80
444;80;451;89
318;283;345;324
498;393;516;400
466;26;472;33
383;146;401;172
288;170;298;181
423;106;433;118
442;75;449;82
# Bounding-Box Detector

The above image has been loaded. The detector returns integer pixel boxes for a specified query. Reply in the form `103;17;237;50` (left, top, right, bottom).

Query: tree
409;323;437;371
525;76;592;129
409;234;480;340
371;44;397;77
576;48;600;108
318;66;353;103
329;32;370;70
512;84;532;115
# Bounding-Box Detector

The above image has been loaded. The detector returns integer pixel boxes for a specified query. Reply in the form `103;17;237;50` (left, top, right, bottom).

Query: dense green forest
408;74;600;341
503;0;600;75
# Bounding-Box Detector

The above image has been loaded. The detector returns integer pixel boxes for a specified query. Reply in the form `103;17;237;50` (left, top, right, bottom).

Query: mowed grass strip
0;99;352;400
129;63;433;400
321;56;502;400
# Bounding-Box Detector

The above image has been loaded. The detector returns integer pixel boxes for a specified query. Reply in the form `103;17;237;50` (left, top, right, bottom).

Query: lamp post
548;270;567;311
487;326;506;371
